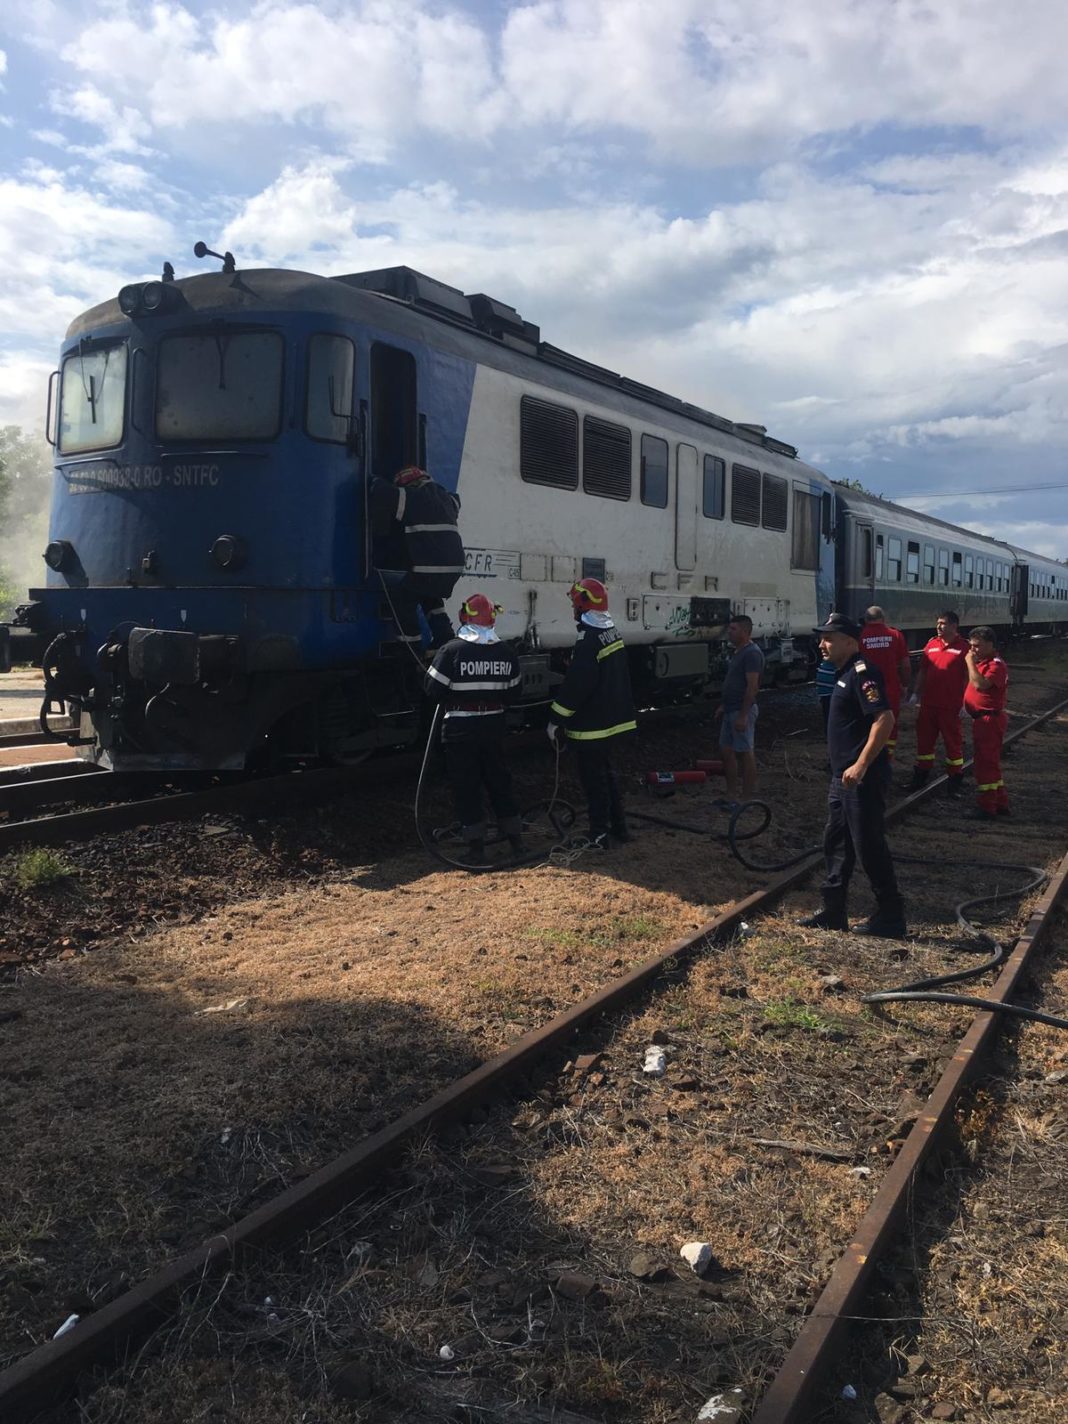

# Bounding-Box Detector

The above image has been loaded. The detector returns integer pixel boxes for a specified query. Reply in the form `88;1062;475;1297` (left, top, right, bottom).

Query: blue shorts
720;704;758;753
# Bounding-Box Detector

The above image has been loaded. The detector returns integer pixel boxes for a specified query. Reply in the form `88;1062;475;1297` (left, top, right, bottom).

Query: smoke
0;426;52;621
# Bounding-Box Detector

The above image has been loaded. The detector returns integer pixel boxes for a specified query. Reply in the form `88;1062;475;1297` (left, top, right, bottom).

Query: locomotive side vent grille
762;472;788;531
731;464;761;526
582;415;632;501
520;395;579;490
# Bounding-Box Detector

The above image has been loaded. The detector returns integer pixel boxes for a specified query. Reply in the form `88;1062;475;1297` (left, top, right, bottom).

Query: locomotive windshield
59;342;127;453
156;330;283;441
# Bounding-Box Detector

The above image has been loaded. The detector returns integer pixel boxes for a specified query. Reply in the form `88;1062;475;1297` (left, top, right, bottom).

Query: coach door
675;443;698;573
1010;562;1028;625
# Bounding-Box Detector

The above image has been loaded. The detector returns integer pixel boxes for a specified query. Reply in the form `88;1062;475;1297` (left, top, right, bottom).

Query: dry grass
7;641;1068;1421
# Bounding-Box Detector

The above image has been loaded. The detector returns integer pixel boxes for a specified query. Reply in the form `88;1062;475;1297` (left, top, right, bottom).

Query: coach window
923;543;935;585
583;415;631;500
875;533;885;581
906;541;920;584
59;341;128;453
791;488;821;570
305;334;355;443
640;434;669;507
762;473;788;531
964;553;974;589
988;559;996;591
520;396;578;489
731;464;761;526
951;552;963;588
860;528;873;579
703;455;725;518
887;536;902;582
938;548;949;586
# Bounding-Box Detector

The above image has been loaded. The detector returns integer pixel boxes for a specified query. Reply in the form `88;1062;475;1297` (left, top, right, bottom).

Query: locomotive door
675;443;698;571
366;343;420;577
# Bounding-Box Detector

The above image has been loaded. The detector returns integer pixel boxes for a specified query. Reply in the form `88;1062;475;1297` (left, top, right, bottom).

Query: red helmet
394;465;429;486
459;593;501;628
569;577;609;613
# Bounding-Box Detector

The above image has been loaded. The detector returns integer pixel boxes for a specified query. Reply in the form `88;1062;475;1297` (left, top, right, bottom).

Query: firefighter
859;605;911;758
547;578;637;849
370;466;465;650
963;625;1010;820
907;610;969;794
799;613;906;937
424;593;524;863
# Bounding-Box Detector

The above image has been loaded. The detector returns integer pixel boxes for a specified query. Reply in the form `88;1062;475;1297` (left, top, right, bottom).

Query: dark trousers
443;718;521;841
575;739;627;839
821;763;901;911
388;571;458;647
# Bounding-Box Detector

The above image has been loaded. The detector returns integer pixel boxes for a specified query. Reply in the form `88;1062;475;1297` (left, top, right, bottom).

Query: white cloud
52;1;1068;165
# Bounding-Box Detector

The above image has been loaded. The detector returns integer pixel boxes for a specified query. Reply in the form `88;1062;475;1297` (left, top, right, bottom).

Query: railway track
1;695;1065;1420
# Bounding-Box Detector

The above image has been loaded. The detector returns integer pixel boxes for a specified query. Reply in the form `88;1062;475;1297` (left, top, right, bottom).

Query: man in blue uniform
547;578;637;849
799;612;907;938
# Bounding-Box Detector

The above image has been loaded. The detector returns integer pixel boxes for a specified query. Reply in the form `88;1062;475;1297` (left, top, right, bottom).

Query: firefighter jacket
424;626;522;739
548;613;637;741
859;622;909;706
370;476;464;577
964;656;1008;717
919;634;969;709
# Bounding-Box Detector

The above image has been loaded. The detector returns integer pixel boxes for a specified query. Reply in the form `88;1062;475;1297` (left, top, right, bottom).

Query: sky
1;0;1067;554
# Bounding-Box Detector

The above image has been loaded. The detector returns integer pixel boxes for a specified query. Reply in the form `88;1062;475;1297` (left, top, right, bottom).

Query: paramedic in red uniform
908;610;969;795
859;606;910;759
963;626;1010;820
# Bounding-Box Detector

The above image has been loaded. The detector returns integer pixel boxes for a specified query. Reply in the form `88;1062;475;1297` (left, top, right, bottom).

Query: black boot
946;776;964;797
508;835;526;857
854;899;907;938
906;767;930;792
466;839;485;863
797;902;848;931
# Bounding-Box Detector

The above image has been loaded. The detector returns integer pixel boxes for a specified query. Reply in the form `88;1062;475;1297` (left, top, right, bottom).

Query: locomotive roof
66;265;808;468
835;482;1064;573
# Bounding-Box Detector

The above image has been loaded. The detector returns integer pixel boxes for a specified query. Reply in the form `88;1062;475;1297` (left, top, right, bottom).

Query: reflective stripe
411;564;465;574
916;754;935;762
446;679;520;692
596;639;625;662
945;758;964;767
565;720;638;741
550;701;576;718
976;780;1003;791
426;665;452;687
395;487;406;520
407;523;457;533
444;708;503;718
397;633;421;643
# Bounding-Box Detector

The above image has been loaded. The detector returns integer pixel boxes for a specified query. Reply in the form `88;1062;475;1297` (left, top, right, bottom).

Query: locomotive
0;252;1063;772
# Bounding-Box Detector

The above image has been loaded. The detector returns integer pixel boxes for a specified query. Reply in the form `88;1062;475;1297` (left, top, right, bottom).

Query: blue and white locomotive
1;254;1062;772
2;258;835;770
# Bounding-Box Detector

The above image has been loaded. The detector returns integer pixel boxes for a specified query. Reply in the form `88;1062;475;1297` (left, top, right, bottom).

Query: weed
763;997;829;1032
10;849;73;892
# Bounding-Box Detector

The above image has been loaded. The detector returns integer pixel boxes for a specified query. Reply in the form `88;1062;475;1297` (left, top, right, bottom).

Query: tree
0;426;52;620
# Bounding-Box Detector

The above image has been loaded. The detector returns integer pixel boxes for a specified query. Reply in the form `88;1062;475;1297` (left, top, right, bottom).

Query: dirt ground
3;643;1068;1421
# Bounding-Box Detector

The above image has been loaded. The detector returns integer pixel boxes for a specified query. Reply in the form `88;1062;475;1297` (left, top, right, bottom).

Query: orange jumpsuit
915;634;969;779
859;621;909;756
964;656;1009;813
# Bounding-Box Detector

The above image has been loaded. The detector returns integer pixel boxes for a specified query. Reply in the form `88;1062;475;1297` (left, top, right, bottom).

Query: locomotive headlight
44;539;77;573
141;281;165;312
118;284;143;316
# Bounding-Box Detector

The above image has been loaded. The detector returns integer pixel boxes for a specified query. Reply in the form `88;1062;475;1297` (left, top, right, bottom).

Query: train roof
66;264;807;467
834;482;1066;573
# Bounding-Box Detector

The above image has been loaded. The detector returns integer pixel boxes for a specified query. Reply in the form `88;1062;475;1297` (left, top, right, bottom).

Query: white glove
907;693;920;707
547;723;561;746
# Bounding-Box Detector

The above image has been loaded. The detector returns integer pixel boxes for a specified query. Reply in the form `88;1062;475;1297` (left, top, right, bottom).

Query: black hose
413;703;577;874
